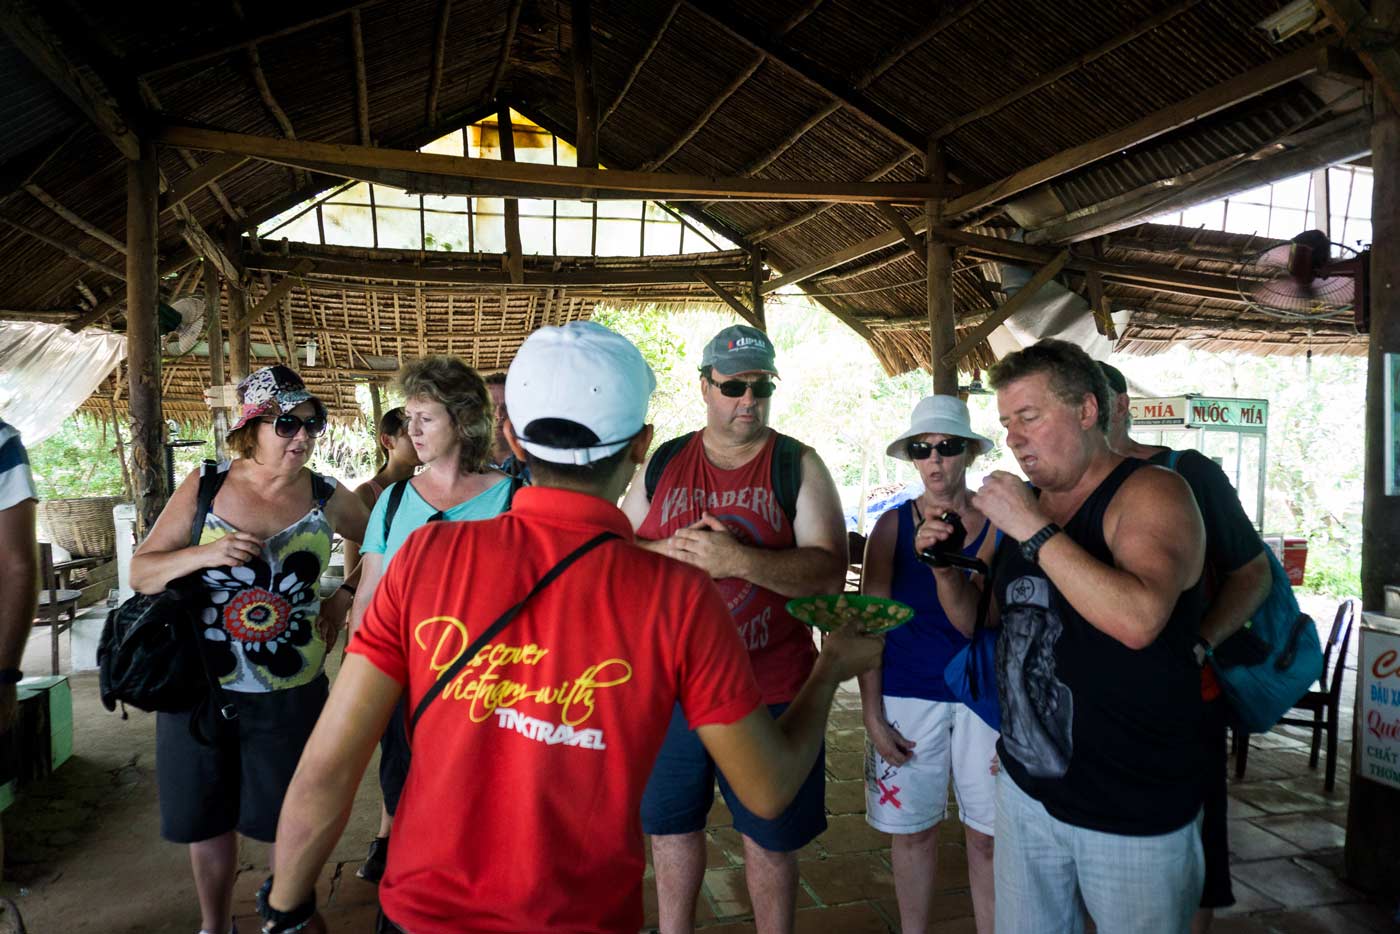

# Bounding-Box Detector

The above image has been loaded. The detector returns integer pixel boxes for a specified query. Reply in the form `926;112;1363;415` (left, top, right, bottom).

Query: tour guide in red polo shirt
257;322;883;934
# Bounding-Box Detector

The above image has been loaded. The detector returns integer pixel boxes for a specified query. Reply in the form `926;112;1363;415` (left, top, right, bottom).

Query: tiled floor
3;597;1397;932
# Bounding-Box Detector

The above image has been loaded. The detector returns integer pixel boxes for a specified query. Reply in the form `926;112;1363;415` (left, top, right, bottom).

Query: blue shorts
640;702;827;852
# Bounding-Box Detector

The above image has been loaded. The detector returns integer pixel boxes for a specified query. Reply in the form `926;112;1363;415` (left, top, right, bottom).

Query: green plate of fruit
786;594;914;635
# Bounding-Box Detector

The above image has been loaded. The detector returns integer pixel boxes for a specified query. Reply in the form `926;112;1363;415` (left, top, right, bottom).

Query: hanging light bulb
305;339;317;367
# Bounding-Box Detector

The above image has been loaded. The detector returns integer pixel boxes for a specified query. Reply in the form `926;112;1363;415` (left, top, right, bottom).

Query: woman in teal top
347;354;514;882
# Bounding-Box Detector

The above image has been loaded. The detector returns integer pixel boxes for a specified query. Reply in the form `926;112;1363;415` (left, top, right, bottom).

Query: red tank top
637;430;817;704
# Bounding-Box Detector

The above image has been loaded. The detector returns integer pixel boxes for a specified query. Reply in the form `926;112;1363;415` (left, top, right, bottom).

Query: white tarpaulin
0;321;125;445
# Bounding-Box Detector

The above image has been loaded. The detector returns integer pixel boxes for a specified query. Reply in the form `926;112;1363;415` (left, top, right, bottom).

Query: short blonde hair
396;356;492;473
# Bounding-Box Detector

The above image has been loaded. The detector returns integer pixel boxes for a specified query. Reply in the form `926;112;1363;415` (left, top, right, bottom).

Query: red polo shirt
349;486;762;934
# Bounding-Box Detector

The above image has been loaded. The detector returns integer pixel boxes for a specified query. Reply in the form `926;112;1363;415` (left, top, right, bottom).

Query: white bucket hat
885;395;996;462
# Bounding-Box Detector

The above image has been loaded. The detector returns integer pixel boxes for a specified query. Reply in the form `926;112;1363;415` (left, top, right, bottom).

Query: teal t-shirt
362;475;513;565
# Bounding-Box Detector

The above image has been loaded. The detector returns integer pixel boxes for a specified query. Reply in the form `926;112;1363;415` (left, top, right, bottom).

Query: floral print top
194;465;336;693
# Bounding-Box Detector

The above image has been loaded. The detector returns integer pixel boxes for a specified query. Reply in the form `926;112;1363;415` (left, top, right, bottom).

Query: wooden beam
1025;114;1372;244
697;270;760;327
571;0;598;168
369;381;385;467
763;221;918;293
139;80;243;221
749;246;765;329
683;0;927;153
159;153;249;214
1318;0;1400;114
944;40;1338;217
245;42;304;188
157;124;961;203
942;250;1071;366
228;259;315;333
350;9;371;146
934;0;1200;141
204;263;229;461
750;154;913;241
0;215;124;280
140;2;381;76
927;143;956;393
426;0;452;127
175;208;240;282
599;0;679;127
23;183;125;254
484;0;523;105
127;140;165;535
875;203;926;268
0;0;141;159
1084;242;1117;340
497;108;524;285
643;54;763;171
245;250;754;286
732;2;979;178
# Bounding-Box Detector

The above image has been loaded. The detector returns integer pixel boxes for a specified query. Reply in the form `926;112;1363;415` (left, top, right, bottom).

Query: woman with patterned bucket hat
130;364;369;934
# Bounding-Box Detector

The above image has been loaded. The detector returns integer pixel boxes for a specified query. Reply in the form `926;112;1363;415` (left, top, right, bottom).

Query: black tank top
991;458;1204;836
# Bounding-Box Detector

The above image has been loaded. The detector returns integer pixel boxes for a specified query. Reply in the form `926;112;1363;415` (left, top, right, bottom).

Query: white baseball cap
505;321;657;465
885;395;997;462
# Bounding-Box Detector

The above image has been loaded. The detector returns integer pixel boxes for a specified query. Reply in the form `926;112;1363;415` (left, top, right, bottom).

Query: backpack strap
504;470;525;511
381;479;410;543
1164;449;1184;471
644;431;697;503
189;460;228;547
770;432;806;527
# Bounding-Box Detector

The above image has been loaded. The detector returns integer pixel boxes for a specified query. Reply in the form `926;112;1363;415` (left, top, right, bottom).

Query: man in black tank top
958;340;1208;934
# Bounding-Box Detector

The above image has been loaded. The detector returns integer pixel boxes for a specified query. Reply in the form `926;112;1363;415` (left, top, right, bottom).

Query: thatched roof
0;0;1377;416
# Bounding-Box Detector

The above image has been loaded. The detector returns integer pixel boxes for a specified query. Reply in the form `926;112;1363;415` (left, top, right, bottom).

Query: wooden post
126;140;166;536
1347;9;1400;892
750;245;765;330
204;261;229;462
369;381;385;470
926;140;956;394
497;107;525;285
571;0;598;169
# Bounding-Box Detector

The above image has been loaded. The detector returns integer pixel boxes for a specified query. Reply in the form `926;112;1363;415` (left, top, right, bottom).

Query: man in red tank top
622;325;849;934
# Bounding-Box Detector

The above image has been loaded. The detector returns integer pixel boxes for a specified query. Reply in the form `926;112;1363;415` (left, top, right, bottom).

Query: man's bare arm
268;655;401;912
1036;468;1204;648
1201;550;1272;648
699;627;880;818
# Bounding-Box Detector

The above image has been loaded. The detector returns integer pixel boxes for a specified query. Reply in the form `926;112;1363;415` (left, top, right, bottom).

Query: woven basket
37;496;125;558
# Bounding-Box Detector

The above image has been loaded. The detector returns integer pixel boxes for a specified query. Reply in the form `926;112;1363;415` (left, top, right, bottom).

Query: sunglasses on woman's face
264;413;327;439
906;437;968;460
706;375;777;399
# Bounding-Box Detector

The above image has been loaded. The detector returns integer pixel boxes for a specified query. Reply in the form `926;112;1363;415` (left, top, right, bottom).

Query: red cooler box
1281;537;1308;586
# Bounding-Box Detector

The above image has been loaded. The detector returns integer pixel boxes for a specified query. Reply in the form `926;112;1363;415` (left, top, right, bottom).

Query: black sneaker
357;835;389;883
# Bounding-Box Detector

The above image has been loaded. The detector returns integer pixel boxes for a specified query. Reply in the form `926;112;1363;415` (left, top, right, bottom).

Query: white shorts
864;695;999;836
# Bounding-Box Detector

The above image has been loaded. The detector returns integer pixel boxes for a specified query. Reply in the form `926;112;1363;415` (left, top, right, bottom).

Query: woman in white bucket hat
858;394;1001;934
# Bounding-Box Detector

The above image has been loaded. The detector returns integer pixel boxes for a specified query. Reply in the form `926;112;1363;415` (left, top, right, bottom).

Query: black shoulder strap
770;432;806;527
409;531;620;733
504;470;525;511
644;431;697;502
382;479;410;542
310;471;335;509
189;460;227;547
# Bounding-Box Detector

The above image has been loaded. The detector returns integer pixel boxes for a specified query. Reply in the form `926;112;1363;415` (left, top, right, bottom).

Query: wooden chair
846;530;867;592
34;543;81;675
1231;599;1357;791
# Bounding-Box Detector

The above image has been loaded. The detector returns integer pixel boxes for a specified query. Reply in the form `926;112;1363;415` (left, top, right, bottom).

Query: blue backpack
1163;450;1323;733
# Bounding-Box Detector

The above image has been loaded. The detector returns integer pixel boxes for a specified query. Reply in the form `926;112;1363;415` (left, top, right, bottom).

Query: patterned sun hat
229;365;322;431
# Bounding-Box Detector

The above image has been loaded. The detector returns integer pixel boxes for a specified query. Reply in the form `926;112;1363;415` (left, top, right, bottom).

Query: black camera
918;511;971;569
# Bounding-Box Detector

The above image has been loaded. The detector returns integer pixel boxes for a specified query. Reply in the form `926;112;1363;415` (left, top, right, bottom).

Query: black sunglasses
263;413;327;439
906;437;969;460
706;375;777;399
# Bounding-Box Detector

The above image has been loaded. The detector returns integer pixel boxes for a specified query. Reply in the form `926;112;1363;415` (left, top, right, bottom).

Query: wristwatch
1019;523;1062;564
0;669;23;685
256;875;316;933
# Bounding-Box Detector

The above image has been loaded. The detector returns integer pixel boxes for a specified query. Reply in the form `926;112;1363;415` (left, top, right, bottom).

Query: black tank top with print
991;458;1205;836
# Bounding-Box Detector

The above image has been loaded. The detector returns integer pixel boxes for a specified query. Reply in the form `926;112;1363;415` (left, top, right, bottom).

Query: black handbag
98;462;232;719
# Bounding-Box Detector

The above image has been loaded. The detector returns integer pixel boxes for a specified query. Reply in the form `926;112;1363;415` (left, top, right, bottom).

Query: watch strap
1019;523;1063;564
